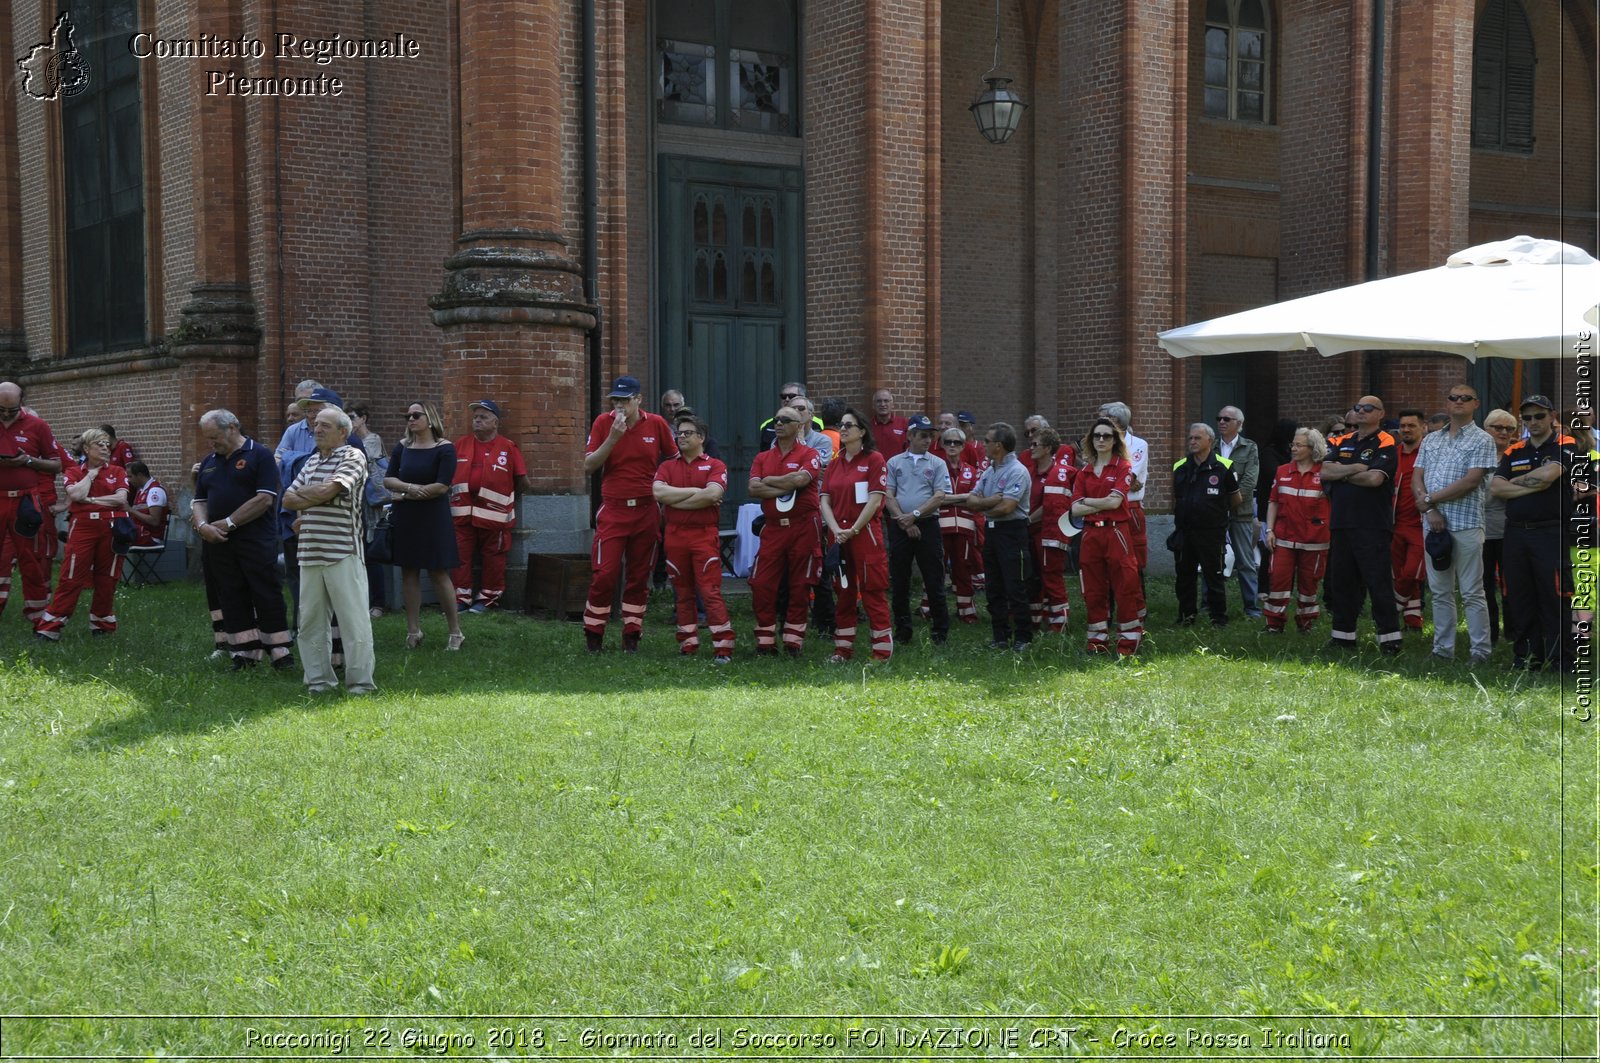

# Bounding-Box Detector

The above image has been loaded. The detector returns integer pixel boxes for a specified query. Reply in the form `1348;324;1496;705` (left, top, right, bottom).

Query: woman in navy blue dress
384;401;465;650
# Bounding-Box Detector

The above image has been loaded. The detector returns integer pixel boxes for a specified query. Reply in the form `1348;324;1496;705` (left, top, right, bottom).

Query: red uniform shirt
821;449;888;528
109;439;136;468
0;411;58;493
1393;445;1422;527
960;438;987;470
749;442;822;521
1269;462;1330;546
655;452;728;529
1040;450;1078;541
451;433;527;527
1076;457;1135;522
941;457;982;536
873;416;910;459
587;411;678;502
65;462;129;519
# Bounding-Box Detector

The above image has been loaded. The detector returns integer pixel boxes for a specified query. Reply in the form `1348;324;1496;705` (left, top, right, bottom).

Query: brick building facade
2;0;1594;591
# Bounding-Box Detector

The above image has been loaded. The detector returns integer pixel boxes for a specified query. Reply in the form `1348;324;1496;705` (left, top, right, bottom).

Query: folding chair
121;516;172;586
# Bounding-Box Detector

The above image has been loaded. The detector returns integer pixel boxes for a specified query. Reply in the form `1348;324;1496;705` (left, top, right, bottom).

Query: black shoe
1176;615;1196;626
270;653;296;671
988;638;1012;650
931;633;948;646
894;630;913;646
231;655;258;671
784;645;801;659
755;648;778;658
1011;639;1032;651
1325;638;1357;652
1210;615;1230;627
622;631;641;654
1380;642;1402;657
585;632;603;654
90;629;111;637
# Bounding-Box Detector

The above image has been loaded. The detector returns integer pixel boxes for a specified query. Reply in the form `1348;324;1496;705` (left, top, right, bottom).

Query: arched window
1471;0;1535;153
1203;0;1270;123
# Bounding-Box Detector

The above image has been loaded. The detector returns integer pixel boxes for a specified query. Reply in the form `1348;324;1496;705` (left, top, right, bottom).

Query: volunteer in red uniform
939;427;982;623
582;375;677;652
0;382;62;628
870;389;910;459
820;408;893;662
1071;417;1143;656
653;416;733;662
125;462;169;546
748;406;824;655
1034;428;1077;634
1263;428;1331;632
450;398;530;612
35;429;128;639
1390;410;1427;632
956;411;989;590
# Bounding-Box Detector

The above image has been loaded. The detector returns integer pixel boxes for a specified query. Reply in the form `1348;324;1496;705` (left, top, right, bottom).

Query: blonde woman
1262;428;1329;632
384;401;464;650
35;429;130;640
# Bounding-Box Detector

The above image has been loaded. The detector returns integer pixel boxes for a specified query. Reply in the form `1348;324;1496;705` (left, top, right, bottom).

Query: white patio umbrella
1158;236;1600;363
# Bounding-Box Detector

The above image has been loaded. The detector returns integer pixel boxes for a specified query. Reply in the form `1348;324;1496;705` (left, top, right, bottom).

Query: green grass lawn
0;576;1593;1058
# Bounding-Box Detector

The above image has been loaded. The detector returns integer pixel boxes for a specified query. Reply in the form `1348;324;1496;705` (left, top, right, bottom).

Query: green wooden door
659;156;803;513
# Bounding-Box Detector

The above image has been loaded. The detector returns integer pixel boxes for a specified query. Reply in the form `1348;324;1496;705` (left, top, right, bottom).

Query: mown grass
0;576;1593;1058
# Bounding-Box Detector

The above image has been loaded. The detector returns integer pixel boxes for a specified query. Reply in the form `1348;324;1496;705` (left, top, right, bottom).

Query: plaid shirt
1415;421;1498;530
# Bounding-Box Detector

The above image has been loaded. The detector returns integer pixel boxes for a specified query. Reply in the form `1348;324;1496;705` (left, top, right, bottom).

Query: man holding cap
582;375;678;652
884;414;952;645
1491;394;1577;672
451;399;530;613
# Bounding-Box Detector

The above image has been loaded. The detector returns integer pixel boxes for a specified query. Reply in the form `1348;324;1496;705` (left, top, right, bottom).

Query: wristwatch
224;517;236;530
912;508;921;518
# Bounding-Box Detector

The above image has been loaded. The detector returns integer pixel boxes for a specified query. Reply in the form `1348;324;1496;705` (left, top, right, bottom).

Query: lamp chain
986;0;1002;77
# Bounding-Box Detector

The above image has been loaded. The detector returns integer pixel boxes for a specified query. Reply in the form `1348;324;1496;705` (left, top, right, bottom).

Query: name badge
854;481;868;505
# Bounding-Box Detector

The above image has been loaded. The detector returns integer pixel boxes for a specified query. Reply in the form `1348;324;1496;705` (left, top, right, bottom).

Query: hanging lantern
970;75;1027;144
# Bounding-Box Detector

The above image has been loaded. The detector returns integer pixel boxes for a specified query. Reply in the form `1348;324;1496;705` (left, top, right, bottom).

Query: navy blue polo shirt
195;437;281;543
1326;429;1399;530
1496;434;1576;525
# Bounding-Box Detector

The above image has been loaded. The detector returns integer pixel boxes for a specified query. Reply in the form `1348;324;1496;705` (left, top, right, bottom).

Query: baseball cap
906;414;934;432
1520;394;1555;411
469;399;503;419
296;386;343;410
608;375;642;399
1425;527;1454;570
956;411;977;424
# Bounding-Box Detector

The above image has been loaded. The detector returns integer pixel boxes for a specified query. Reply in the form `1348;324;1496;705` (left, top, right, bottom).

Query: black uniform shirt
1495;434;1576;525
1326;429;1399;530
195;437;281;543
1172;452;1239;530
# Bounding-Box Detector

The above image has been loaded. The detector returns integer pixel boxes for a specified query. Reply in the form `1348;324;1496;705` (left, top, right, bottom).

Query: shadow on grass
4;579;1564;750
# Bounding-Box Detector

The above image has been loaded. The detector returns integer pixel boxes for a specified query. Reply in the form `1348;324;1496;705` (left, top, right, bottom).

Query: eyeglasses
1521;411;1549;422
1446;393;1475;403
676;427;700;437
0;405;20;416
1351;404;1380;414
1487;423;1516;432
1091;432;1115;441
406;411;426;420
774;416;802;425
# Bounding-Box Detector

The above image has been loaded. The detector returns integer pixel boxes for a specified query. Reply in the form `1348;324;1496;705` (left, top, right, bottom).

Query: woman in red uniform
939;429;982;623
35;429;129;640
820;408;892;662
1262;427;1330;632
1070;417;1143;656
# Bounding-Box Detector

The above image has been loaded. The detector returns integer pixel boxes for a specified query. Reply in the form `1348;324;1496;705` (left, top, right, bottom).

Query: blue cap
297;387;343;410
608;375;643;398
956;410;977;424
469;398;503;419
906;414;934;432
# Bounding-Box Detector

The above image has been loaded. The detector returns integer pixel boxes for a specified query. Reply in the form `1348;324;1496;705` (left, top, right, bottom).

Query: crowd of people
0;372;1588;691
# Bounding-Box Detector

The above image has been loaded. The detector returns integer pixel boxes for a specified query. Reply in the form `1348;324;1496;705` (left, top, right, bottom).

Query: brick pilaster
0;5;27;375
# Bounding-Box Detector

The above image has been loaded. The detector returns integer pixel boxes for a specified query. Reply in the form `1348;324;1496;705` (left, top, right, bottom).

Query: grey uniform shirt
973;452;1031;523
886;449;952;516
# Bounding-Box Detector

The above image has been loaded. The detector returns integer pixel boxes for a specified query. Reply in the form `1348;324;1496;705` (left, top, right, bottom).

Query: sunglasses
1487;423;1516;431
780;393;800;401
774;415;802;425
676;427;700;437
1216;415;1239;422
840;422;861;430
1446;393;1475;403
1521;412;1549;421
406;411;426;420
1351;404;1379;414
0;406;19;417
1092;432;1115;440
942;438;964;445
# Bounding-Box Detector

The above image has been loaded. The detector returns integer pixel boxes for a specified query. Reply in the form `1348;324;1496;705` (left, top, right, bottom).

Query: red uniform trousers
1126;501;1149;570
584;500;660;639
0;492;52;624
944;532;980;622
453;523;509;609
833;526;893;660
35;516;121;637
665;525;733;657
1078;523;1143;655
1039;544;1070;632
750;515;820;652
1263;544;1327;631
1391;525;1426;630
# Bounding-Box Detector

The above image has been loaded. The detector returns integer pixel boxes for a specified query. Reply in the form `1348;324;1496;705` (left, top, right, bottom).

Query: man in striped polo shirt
283;407;375;694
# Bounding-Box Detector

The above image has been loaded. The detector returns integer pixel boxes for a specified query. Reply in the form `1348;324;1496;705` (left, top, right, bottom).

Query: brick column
1057;0;1185;507
1382;0;1475;408
431;0;597;570
170;0;260;471
0;6;26;376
